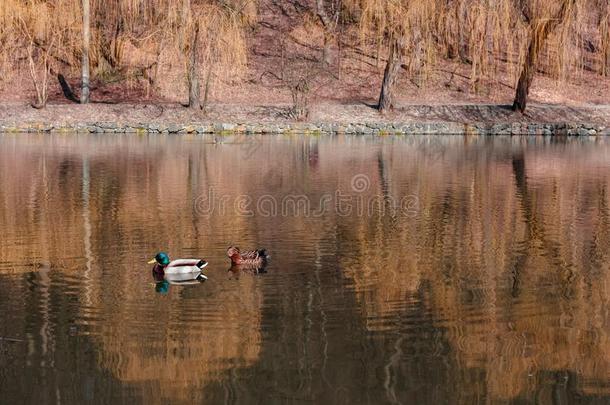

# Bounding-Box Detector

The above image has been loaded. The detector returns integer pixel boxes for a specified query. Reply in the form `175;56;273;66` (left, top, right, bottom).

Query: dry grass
0;0;608;107
0;0;253;106
344;0;608;92
0;0;81;106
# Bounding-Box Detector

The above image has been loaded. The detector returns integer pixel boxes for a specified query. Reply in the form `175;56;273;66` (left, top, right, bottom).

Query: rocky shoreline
0;121;607;135
1;103;608;135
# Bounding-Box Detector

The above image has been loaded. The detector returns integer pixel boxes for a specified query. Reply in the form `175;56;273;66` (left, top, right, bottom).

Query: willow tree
4;0;80;108
512;0;576;113
345;0;437;113
433;0;520;93
67;0;252;107
85;0;183;101
180;0;253;110
434;0;601;110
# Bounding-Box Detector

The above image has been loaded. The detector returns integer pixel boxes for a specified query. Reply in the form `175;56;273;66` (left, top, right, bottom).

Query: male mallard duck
226;246;269;266
148;252;208;278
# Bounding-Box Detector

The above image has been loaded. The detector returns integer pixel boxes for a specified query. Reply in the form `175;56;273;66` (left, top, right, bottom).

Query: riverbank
0;102;608;135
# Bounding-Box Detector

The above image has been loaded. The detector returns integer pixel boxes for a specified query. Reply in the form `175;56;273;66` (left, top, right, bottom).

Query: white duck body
164;259;208;275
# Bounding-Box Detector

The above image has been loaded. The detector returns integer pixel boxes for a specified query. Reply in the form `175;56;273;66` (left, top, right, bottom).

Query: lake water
0;134;609;404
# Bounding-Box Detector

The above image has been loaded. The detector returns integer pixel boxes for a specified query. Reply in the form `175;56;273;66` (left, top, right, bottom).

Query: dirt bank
1;102;608;135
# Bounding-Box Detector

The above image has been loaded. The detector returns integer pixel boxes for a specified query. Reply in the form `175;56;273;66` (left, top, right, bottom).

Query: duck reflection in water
227;263;268;280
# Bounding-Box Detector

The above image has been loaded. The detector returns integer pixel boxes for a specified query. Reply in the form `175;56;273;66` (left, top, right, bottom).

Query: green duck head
148;252;170;266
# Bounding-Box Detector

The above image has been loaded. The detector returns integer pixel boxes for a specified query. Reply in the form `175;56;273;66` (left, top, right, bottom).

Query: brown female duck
227;246;269;266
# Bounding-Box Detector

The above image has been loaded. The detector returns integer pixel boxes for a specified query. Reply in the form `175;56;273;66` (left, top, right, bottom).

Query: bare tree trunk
58;73;79;102
188;22;201;110
26;43;50;109
457;0;470;63
513;0;573;113
81;0;91;104
602;37;610;76
316;0;335;67
290;79;310;120
378;37;404;114
513;34;539;113
202;67;212;112
602;11;609;76
322;32;333;66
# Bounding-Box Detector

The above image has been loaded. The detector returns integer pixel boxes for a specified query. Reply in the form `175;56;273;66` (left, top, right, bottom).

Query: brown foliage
0;0;252;106
0;0;608;110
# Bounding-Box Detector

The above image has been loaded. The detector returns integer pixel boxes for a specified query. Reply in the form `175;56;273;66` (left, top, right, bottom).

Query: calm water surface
0;134;609;404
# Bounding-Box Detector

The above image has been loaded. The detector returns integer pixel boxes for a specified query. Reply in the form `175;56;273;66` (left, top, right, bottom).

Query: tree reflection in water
0;134;608;404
